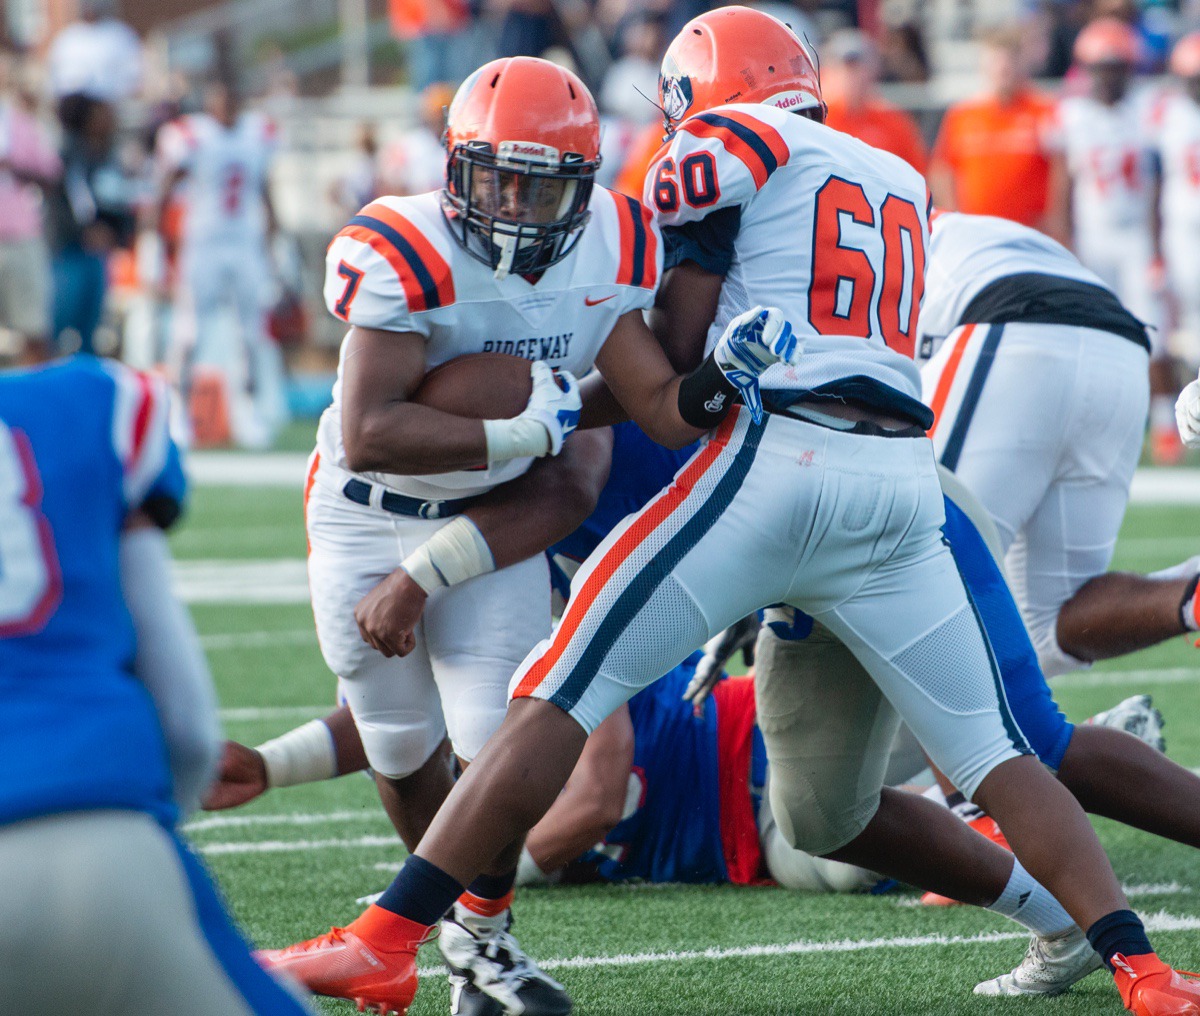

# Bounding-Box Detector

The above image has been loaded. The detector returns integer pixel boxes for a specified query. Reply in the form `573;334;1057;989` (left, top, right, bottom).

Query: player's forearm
462;428;612;569
526;790;624;873
343;402;490;474
577;372;629;430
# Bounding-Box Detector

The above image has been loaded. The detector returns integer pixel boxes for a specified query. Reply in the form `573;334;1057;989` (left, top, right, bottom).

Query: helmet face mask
443;141;596;278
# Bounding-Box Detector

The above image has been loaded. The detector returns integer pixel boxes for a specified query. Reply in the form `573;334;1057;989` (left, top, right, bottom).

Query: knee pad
355;713;447;780
758;801;878;893
764;764;881;858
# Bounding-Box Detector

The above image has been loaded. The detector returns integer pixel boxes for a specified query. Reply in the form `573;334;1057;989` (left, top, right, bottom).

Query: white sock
986;858;1075;938
1149;554;1200;583
921;784;948;807
450;900;509;938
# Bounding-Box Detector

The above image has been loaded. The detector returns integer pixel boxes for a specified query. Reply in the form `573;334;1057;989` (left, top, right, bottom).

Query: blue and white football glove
523;360;581;455
713;307;801;424
1177;371;1200;450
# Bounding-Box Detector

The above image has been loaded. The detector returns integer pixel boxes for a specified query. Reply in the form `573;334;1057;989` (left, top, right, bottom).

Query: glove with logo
1177;372;1200;450
483;360;582;465
713;307;801;424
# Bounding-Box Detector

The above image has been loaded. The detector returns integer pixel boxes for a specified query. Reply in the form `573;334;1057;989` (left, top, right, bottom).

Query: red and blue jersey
588;661;767;885
0;357;186;828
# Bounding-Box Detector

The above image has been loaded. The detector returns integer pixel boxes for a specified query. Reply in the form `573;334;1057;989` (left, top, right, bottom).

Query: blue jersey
589;658;767;884
0;357;186;828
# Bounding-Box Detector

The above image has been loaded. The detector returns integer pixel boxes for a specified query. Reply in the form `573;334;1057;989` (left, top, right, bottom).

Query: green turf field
176;473;1200;1016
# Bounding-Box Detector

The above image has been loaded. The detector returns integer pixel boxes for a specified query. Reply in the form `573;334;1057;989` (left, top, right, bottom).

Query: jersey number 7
0;424;62;636
808;178;926;359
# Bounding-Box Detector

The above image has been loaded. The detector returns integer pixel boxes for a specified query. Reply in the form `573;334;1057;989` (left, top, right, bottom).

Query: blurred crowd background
4;0;1200;449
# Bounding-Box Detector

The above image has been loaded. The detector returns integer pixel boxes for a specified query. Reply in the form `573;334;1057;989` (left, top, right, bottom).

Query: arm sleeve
662;205;742;277
119;526;220;819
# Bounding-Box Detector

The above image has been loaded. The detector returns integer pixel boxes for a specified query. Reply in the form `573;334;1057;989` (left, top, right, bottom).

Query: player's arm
202;705;370;811
121;510;221;818
355;428;612;658
522;705;636;878
341;325;577;474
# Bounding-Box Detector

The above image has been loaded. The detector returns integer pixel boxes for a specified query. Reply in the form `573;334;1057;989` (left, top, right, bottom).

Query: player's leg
233;242;289;446
306;480;452;848
293;411;786;1013
421;551;571;1015
0;810;313;1015
811;453;1185;1006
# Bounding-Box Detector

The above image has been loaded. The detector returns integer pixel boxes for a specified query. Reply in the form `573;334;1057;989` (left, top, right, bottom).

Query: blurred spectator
822;30;927;172
878;5;931;83
928;24;1057;229
749;2;819;43
46;94;137;354
389;0;475;89
600;12;665;124
1027;0;1092;78
153;81;287;448
331;122;382;219
380;82;454;196
613;122;666;199
0;51;60;361
47;0;143;103
495;0;560;60
1094;0;1173;72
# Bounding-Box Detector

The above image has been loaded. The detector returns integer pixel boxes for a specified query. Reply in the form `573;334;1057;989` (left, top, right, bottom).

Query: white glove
713;307;801;424
1177;373;1200;449
483;361;581;464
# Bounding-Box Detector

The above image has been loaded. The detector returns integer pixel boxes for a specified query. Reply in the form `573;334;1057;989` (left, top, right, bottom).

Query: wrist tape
256;719;338;788
401;516;496;595
483;417;551;465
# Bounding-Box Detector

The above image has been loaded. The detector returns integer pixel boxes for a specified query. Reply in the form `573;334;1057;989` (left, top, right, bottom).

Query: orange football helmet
442;56;601;277
658;5;824;138
1073;17;1139;66
1171;32;1200;78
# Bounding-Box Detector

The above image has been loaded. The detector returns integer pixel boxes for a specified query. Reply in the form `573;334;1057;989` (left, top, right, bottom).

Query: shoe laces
479;928;545;989
283;927;350;955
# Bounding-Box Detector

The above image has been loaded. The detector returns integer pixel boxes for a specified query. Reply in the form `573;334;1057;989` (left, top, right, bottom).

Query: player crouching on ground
259;55;800;1016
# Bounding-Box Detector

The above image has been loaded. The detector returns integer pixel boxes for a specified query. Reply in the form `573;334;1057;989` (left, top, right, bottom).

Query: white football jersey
318;187;661;500
919;211;1106;358
646;103;928;413
156;112;277;247
1153;90;1200;229
1053;89;1158;238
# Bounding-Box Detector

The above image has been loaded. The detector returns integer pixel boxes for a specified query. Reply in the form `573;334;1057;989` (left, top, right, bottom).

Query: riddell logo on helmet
767;90;814;111
511;143;550;156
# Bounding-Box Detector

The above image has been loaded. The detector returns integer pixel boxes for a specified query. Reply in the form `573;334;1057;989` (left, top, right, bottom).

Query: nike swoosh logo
584;294;616;306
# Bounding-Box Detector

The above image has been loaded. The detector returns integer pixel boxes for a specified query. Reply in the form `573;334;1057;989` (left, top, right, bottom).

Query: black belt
763;399;926;438
342;478;475;519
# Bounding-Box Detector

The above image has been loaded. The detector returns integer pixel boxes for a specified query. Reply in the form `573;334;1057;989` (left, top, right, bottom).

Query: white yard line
200;629;315;651
173;559;310;605
1056;668;1197;689
218;705;330;722
186;810;387;834
200;835;399;856
406;912;1200;978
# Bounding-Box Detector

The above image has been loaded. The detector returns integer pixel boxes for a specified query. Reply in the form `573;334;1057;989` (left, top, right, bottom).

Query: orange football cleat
257;926;421;1016
922;814;1012;906
1113;953;1200;1015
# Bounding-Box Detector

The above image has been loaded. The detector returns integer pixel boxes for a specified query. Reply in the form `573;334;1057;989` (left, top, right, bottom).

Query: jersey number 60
808;177;926;359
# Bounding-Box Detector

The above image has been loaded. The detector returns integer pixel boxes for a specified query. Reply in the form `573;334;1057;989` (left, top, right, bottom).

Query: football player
0;356;314;1015
152;78;288;448
261;55;796;1015
1048;18;1179;463
921;210;1199;678
269;10;1200;1015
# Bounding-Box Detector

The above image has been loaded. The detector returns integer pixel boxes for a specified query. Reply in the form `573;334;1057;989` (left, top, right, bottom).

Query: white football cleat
974;926;1104;997
440;909;571;1016
1085;694;1166;753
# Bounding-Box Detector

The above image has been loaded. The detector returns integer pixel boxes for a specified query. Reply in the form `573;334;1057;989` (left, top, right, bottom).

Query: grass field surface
176;455;1200;1016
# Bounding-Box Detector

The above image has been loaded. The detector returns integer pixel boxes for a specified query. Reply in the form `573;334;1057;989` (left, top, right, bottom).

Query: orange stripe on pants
927;323;977;438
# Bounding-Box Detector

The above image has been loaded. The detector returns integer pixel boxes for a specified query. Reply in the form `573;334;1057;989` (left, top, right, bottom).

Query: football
411;352;533;420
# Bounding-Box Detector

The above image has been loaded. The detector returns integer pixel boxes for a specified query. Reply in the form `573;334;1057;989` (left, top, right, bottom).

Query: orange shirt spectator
928;26;1057;228
825;98;927;173
930;89;1056;226
614;122;666;200
822;30;928;173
